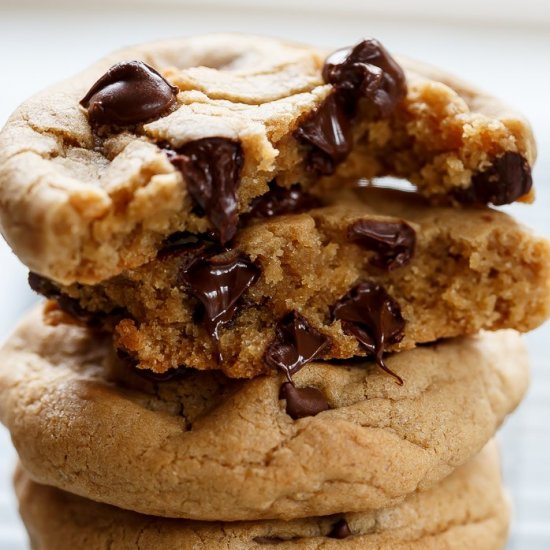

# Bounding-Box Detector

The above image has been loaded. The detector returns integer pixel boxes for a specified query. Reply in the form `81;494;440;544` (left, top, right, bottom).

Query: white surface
0;3;549;548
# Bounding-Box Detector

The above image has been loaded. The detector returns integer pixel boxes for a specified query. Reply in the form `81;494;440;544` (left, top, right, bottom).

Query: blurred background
0;1;549;548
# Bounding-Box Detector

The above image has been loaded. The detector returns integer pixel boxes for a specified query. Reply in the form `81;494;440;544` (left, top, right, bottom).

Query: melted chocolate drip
179;249;260;362
294;93;353;175
332;282;406;384
296;38;406;174
459;152;533;206
28;272;106;327
348;219;416;270
328;518;353;539
167;138;244;244
246;183;322;220
80;61;178;126
279;382;329;420
264;311;329;381
323;39;407;117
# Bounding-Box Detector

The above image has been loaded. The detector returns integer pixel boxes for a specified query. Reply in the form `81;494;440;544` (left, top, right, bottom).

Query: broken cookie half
0;34;536;284
29;186;550;378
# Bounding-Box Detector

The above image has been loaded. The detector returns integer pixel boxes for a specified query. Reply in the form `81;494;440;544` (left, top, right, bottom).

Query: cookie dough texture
16;442;509;550
0;34;535;285
0;307;528;521
56;187;550;377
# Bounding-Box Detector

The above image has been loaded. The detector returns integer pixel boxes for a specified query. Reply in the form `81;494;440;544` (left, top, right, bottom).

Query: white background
0;1;549;548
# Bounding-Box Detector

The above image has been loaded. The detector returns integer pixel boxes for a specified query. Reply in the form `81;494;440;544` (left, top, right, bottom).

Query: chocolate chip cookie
0;306;527;521
15;442;510;549
0;34;535;285
30;187;550;378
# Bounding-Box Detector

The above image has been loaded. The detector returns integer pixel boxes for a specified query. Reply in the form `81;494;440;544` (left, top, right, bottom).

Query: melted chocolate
460;152;533;206
332;282;405;384
28;272;105;327
323;39;407;117
297;38;406;175
348;219;416;270
294;93;353;175
80;61;178;126
167;138;244;244
179;249;260;362
264;311;329;380
328;518;352;539
246;183;322;220
279;382;329;420
157;232;215;260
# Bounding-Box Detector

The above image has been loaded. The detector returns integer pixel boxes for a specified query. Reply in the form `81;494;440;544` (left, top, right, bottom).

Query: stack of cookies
0;34;549;549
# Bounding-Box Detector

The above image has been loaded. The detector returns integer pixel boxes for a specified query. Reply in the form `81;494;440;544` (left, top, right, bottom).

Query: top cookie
0;34;535;284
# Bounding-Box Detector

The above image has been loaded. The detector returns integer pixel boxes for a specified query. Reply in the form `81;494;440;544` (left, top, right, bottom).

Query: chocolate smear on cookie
458;152;533;206
348;219;416;270
323;38;407;116
80;60;178;126
328;518;353;539
294;93;353;175
333;282;405;384
167;138;244;244
279;382;329;420
296;38;406;174
179;248;260;362
264;311;329;380
246;182;322;220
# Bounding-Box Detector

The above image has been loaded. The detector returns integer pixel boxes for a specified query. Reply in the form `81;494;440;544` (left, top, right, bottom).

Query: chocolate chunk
328;518;352;539
294;93;353;175
80;61;178;126
246;183;322;220
348;219;416;270
157;232;215;260
460;152;533;206
28;272;105;327
179;249;260;362
279;382;329;419
333;282;405;384
323;39;407;117
253;536;286;545
264;311;329;380
167;138;244;244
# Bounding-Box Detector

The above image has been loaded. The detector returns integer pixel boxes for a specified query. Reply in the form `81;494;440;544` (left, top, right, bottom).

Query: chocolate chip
328;518;353;539
157;232;215;260
28;272;106;328
246;183;322;220
323;38;407;117
279;382;329;419
294;93;353;175
332;282;405;384
80;61;178;127
348;219;416;270
167;138;244;244
264;311;329;380
179;249;260;362
459;152;533;206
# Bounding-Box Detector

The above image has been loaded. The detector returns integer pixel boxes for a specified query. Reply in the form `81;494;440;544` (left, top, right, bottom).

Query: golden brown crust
0;34;536;285
0;307;528;521
15;442;510;549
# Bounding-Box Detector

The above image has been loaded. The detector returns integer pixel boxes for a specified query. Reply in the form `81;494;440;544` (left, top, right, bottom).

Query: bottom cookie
16;442;509;550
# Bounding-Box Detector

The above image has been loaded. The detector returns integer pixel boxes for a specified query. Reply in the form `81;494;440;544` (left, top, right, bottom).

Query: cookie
15;442;510;549
29;186;550;378
0;34;535;285
0;306;528;520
